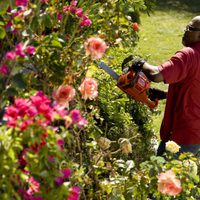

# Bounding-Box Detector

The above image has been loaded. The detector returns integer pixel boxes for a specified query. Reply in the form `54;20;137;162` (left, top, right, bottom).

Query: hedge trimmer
98;56;159;109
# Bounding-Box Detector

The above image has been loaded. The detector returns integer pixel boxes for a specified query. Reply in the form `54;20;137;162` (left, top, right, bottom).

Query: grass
133;0;200;135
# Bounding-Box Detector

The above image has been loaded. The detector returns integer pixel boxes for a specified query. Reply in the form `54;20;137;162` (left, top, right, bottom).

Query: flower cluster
19;176;43;200
55;168;72;187
0;42;36;75
63;0;92;27
4;91;61;130
53;77;98;108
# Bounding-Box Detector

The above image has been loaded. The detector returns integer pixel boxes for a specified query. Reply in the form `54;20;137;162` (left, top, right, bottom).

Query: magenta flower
25;45;36;55
5;105;18;119
54;176;64;187
70;0;78;6
19;119;33;131
75;8;83;18
63;6;70;12
27;176;40;195
70;109;81;123
57;13;62;21
0;64;9;75
5;51;16;60
4;20;13;30
48;156;55;163
15;0;29;7
57;138;65;150
62;168;72;179
15;43;26;57
80;16;92;27
67;186;80;200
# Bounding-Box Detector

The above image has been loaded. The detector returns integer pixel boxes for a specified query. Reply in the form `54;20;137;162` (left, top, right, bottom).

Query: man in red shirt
132;16;200;157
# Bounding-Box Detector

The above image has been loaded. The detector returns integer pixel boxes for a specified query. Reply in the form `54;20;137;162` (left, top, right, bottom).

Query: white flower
166;141;180;153
183;160;198;175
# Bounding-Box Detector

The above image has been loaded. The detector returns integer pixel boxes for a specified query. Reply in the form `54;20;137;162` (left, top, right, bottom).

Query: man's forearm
142;62;164;83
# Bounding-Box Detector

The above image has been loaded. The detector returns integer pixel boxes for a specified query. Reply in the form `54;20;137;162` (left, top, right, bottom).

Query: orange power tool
98;61;158;109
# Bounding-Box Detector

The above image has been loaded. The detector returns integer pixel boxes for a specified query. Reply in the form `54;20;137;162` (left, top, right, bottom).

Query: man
131;16;200;157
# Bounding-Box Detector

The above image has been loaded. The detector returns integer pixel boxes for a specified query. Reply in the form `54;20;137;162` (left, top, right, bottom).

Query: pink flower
62;168;72;179
84;37;107;60
15;0;29;7
75;8;83;18
157;170;182;196
67;186;80;200
41;0;48;3
5;105;18;119
48;156;55;163
4;20;13;30
78;77;98;100
80;15;92;27
70;109;81;123
0;64;9;75
19;119;33;131
53;85;75;108
70;0;77;6
54;176;64;187
27;176;40;195
5;51;16;60
77;117;88;128
57;138;65;150
25;45;36;55
57;13;62;21
15;43;26;57
63;6;70;12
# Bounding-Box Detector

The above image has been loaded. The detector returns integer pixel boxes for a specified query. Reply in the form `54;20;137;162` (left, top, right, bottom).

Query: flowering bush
1;0;199;200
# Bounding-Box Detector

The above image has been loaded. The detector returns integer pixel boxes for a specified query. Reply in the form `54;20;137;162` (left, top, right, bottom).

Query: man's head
182;16;200;46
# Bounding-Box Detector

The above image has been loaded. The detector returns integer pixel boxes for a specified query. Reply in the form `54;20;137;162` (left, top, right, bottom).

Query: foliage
0;0;199;200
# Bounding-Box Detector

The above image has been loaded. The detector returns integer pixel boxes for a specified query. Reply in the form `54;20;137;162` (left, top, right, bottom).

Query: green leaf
0;1;9;15
5;87;18;96
12;73;26;89
30;16;40;32
0;27;6;39
8;148;15;160
41;14;52;28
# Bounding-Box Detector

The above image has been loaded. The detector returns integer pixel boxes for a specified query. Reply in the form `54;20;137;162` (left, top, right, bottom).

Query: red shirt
158;42;200;145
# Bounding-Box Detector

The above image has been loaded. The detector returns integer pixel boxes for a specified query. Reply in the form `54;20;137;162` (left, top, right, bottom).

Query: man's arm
142;62;164;83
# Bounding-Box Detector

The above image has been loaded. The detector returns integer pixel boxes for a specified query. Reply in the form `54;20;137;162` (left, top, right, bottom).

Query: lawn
134;0;200;135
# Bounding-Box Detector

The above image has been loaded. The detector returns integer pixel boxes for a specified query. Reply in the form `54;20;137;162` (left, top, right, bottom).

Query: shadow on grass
156;0;200;13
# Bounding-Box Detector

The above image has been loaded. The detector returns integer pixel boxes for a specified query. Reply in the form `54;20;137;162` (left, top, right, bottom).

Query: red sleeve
158;48;194;84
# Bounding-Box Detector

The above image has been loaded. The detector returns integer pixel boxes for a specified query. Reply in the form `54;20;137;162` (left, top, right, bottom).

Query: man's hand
122;55;145;72
148;88;167;101
131;57;145;72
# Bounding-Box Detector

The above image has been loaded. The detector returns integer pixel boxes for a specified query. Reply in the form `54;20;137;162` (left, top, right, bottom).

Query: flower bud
97;137;111;150
120;139;132;154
